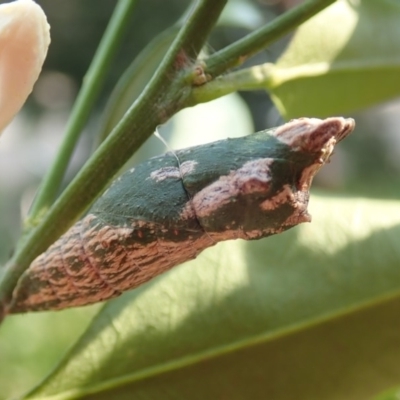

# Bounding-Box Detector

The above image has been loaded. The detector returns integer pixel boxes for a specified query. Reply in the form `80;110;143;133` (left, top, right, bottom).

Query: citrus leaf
24;195;400;399
0;306;99;400
374;387;400;400
266;0;400;118
96;26;179;143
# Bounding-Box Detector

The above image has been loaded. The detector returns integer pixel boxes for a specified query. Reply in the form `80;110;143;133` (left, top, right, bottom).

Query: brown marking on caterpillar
260;185;311;227
78;222;123;297
39;240;76;297
282;208;311;228
150;160;197;182
59;222;116;301
184;158;273;220
42;216;138;309
10;214;215;311
275;117;354;153
295;131;339;192
260;185;295;211
297;163;323;191
88;222;148;292
39;255;68;306
198;226;280;242
242;227;279;240
150;166;179;182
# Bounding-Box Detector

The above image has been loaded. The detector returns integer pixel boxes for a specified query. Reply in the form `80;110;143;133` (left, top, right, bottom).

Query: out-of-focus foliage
266;0;400;118
0;306;100;400
24;196;400;400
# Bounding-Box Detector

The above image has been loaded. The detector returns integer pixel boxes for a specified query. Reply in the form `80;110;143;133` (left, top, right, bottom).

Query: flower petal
0;0;50;133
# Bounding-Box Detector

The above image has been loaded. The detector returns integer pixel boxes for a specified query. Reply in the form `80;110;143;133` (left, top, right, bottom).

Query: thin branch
189;64;274;105
28;0;139;222
205;0;337;78
0;0;227;321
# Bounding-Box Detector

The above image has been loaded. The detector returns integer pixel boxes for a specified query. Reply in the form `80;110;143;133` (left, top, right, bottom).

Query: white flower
0;0;50;134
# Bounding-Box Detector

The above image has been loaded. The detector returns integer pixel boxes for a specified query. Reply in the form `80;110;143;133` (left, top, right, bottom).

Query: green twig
0;0;227;321
205;0;337;78
28;0;139;222
189;63;275;105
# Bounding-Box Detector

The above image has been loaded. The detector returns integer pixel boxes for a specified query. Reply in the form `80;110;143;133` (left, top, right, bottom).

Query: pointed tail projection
8;117;354;313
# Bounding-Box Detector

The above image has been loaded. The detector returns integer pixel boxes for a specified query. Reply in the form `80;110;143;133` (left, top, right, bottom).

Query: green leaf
267;0;400;118
0;306;99;400
24;195;400;399
96;26;178;144
374;387;400;400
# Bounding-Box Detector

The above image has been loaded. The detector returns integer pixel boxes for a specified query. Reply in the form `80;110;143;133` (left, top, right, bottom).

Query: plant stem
28;0;139;222
189;64;275;105
0;0;227;321
205;0;337;78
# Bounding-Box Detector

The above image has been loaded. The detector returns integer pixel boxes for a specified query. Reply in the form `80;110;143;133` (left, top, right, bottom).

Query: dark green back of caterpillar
8;118;354;313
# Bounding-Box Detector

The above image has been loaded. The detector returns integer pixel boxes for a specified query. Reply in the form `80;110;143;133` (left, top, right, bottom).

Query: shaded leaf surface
97;27;178;143
266;0;400;118
374;387;400;400
25;195;400;399
0;306;98;400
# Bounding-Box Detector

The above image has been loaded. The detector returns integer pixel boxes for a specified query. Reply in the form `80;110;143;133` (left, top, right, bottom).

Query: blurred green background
1;0;400;399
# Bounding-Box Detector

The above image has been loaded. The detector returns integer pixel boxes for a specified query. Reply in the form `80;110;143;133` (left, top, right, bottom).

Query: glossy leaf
266;0;400;118
96;27;178;143
0;306;99;400
24;195;400;399
374;387;400;400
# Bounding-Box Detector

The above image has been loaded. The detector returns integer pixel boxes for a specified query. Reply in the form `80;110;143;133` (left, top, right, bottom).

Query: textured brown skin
8;117;355;313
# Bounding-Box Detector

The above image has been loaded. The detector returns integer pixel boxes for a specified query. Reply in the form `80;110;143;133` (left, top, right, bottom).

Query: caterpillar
8;117;354;313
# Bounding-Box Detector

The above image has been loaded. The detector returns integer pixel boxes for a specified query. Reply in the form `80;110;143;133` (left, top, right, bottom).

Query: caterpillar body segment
9;117;355;313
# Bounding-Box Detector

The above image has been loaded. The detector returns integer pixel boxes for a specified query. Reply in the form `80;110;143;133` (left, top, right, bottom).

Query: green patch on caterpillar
8;117;355;313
